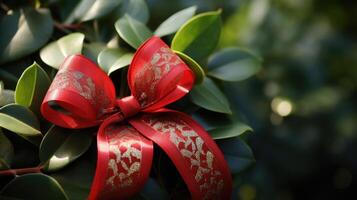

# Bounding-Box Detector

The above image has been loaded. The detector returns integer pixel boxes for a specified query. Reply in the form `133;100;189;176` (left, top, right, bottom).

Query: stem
0;165;43;176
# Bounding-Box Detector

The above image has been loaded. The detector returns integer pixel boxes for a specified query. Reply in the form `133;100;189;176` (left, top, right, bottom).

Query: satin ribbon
41;36;232;200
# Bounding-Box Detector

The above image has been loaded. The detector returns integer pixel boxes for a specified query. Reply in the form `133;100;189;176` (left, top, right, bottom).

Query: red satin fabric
41;36;232;200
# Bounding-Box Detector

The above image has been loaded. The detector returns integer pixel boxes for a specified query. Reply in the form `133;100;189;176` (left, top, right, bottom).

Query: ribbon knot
41;36;232;200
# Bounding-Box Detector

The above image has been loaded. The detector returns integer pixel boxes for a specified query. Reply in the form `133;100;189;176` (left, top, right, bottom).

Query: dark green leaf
0;173;69;200
0;130;14;170
174;50;205;84
171;10;222;61
0;104;41;145
98;48;134;74
217;138;255;174
15;62;51;115
207;48;262;82
190;77;231;114
40;33;85;69
0;8;53;64
139;178;169;200
119;0;149;23
0;82;14;107
65;0;122;23
39;126;93;172
82;42;106;63
115;14;153;49
154;6;197;37
208;121;252;140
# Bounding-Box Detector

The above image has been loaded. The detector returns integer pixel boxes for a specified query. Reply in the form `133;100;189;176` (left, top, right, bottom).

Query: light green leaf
98;48;133;75
65;0;121;23
15;62;51;115
0;8;53;64
0;130;14;170
208;121;252;140
217;138;255;174
82;42;106;63
190;77;231;114
0;104;41;145
0;173;69;200
207;47;262;82
171;10;222;61
40;33;85;69
174;50;205;84
119;0;149;23
154;6;197;37
40;126;93;172
115;14;153;49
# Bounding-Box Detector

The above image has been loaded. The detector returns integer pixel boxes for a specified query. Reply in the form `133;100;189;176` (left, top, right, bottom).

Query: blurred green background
149;0;357;199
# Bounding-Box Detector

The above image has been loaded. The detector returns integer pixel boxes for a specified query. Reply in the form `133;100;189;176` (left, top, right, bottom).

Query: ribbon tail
129;110;232;200
89;114;154;200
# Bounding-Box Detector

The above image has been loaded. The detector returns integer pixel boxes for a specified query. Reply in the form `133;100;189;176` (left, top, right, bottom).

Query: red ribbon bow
41;36;232;200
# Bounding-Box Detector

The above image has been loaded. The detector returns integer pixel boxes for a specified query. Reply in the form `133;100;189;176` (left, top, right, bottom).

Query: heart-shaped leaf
39;126;93;172
82;42;106;63
15;62;51;115
98;48;134;75
217;138;255;174
40;33;85;69
119;0;149;23
208;121;252;140
207;48;262;82
65;0;121;23
190;77;231;114
154;6;197;37
0;173;69;200
171;10;222;61
115;14;153;49
0;130;14;170
0;8;53;64
174;50;205;84
0;104;41;145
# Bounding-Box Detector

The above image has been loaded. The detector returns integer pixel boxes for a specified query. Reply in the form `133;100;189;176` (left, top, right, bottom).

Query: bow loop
128;36;195;111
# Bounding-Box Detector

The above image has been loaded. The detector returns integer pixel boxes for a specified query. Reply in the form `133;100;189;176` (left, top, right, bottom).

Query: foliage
0;0;261;199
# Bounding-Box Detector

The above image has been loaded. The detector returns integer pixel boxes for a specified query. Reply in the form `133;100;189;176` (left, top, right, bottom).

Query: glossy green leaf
15;62;51;114
82;42;106;63
217;138;255;174
190;77;231;114
174;50;205;84
115;14;153;49
154;6;197;37
0;130;14;170
0;173;69;200
0;104;41;145
40;33;85;69
65;0;121;23
0;8;53;64
119;0;149;23
40;126;93;172
98;48;134;74
207;48;262;82
171;10;222;61
208;121;252;140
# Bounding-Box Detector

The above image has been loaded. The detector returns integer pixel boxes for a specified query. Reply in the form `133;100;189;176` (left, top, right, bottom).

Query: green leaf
39;126;93;172
0;173;69;200
0;8;53;64
171;10;222;61
0;82;14;107
174;50;205;84
119;0;149;23
154;6;197;37
98;48;134;75
139;178;169;200
217;138;255;174
0;130;14;170
0;104;42;145
40;33;85;69
115;14;153;49
207;48;262;82
208;121;252;140
190;77;231;114
65;0;121;23
15;62;51;115
82;42;106;63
